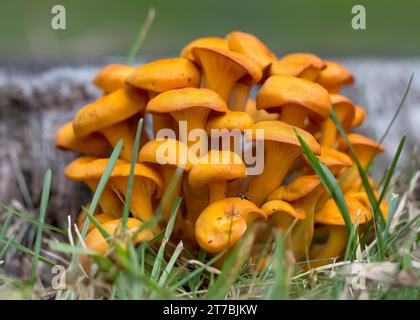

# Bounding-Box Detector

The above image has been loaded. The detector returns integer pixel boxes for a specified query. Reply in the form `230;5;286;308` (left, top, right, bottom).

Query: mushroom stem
208;180;228;204
201;61;244;102
271;214;296;265
320;108;347;148
183;177;209;223
229;83;251;111
101;121;136;161
171;107;211;148
160;166;183;222
246;143;301;206
311;225;348;268
111;177;156;224
153;114;176;138
291;186;324;260
279;104;307;128
84;179;122;217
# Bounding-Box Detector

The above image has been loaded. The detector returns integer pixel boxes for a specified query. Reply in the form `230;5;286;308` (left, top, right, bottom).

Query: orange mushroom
226;31;276;110
244;98;278;122
351;105;367;128
270;53;325;81
93;64;136;94
146;88;228;147
245;120;321;206
73;88;147;161
192;47;262;104
126;57;202;136
268;175;325;260
257;75;330;128
195;198;266;253
312;195;371;268
65;157;163;223
188;150;246;204
180;37;229;62
320;94;356;148
85;218;153;255
317;61;354;93
55;121;111;157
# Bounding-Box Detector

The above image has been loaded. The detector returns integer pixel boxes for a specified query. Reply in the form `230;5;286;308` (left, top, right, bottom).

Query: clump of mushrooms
56;30;388;272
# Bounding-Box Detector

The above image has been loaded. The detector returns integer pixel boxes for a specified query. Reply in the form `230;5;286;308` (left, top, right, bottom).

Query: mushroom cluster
56;31;387;269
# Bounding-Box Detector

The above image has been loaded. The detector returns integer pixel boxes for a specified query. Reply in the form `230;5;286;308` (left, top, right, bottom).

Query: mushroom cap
192;47;262;85
73;88;147;137
55;121;111;157
226;31;277;70
268;175;321;202
315;195;371;225
195;197;266;253
351;105;367;128
64;157;164;196
257;75;330;122
269;53;325;78
188;150;246;188
340;133;385;154
206;111;253;133
245;98;278;122
330;94;356;130
346;190;388;220
317;61;354;90
262;199;305;220
126;58;201;92
180;37;229;62
85;218;153;254
138;138;195;171
247;120;321;155
93;64;136;94
146;87;228;115
311;147;353;173
78;212;115;234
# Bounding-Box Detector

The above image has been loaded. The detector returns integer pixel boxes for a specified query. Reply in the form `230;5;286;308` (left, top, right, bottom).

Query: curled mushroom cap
74;88;146;138
317;61;354;93
351;105;367;128
340;133;385;168
268;175;322;202
55;121;111;157
126;58;201;93
257;75;330;128
245;120;320;206
73;88;147;161
195;197;266;253
320;94;356;148
65;157;163;223
270;53;325;81
188;150;246;203
180;37;229;62
226;31;277;71
315;195;371;226
192;47;262;102
147;88;228;147
93;64;136;94
85;218;153;255
306;147;353;176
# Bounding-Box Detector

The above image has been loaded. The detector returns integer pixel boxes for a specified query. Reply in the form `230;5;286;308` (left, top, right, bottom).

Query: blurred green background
0;0;419;63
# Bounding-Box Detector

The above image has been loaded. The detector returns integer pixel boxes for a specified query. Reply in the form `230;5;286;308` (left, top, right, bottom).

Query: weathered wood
0;59;419;227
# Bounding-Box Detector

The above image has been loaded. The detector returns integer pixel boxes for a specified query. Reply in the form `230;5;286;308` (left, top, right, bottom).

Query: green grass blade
125;7;156;64
0;236;55;266
81;206;111;242
157;241;183;286
374;135;405;220
81;139;124;238
384;193;399;241
0;203;65;234
266;236;288;299
122;118;143;237
295;129;352;234
376;74;414;150
150;197;182;281
31;169;52;283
